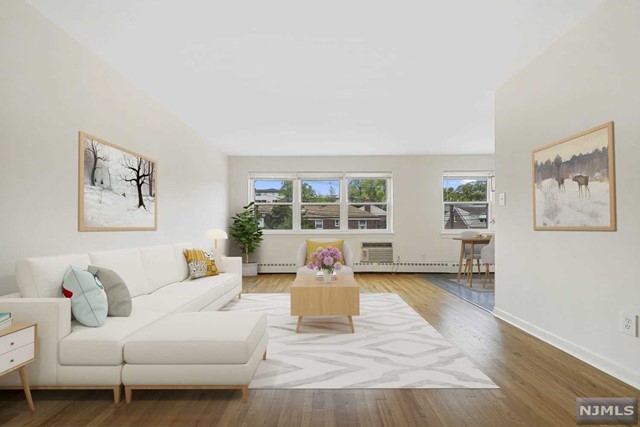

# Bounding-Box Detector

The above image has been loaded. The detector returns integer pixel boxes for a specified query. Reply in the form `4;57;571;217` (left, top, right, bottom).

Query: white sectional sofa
0;242;264;403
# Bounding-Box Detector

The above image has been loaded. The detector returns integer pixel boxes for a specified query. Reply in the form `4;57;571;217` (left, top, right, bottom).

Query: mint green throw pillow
62;267;108;327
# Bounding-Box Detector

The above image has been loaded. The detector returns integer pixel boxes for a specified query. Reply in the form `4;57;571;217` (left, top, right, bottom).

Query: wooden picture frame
532;122;615;231
78;132;158;231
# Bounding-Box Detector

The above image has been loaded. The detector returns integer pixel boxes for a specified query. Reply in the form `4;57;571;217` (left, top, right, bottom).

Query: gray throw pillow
88;266;132;317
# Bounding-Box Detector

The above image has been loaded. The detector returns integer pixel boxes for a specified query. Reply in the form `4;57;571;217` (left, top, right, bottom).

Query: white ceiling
26;0;603;156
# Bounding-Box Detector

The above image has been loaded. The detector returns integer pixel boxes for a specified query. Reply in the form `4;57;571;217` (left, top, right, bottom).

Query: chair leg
476;259;481;275
483;264;489;288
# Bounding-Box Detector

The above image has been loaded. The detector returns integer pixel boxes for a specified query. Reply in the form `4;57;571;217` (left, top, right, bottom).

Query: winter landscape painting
532;122;615;231
78;132;157;231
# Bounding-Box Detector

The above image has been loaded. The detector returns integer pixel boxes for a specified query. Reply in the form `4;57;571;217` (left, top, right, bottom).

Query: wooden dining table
453;236;492;286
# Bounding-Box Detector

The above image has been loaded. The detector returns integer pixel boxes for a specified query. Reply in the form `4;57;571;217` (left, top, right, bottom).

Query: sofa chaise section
0;243;248;403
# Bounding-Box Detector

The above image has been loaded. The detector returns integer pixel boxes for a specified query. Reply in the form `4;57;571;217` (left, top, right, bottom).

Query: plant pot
242;262;258;277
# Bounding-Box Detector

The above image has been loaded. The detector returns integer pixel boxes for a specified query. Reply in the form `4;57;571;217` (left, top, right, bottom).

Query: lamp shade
205;229;228;240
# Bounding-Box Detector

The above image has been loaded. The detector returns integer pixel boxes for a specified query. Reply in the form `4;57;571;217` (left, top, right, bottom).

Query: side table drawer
0;326;35;356
0;344;35;374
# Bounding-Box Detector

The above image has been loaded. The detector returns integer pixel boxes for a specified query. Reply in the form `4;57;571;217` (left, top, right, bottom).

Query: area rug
221;293;497;389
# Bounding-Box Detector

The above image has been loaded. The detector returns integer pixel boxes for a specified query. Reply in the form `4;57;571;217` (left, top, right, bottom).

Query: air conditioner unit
360;242;393;263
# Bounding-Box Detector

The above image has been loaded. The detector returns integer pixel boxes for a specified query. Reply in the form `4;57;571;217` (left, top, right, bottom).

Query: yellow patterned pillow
183;249;219;280
306;240;345;264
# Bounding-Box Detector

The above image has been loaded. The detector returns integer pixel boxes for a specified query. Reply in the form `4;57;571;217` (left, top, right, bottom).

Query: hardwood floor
0;273;637;426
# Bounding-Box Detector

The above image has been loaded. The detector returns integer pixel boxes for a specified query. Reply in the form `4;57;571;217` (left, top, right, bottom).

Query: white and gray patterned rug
222;293;497;389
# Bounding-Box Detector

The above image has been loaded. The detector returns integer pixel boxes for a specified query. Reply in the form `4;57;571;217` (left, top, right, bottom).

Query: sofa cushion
139;245;184;291
173;242;192;281
88;266;132;317
88;249;150;297
62;267;108;327
153;273;240;311
131;292;203;313
59;310;166;366
16;254;91;298
124;312;267;364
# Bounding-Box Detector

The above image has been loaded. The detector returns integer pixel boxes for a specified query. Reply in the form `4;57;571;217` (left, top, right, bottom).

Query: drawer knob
10;359;14;363
10;342;14;346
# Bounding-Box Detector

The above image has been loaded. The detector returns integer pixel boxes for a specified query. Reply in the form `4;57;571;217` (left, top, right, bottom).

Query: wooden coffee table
291;275;360;333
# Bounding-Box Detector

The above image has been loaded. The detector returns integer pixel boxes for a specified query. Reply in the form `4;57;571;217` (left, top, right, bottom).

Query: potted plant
229;202;263;276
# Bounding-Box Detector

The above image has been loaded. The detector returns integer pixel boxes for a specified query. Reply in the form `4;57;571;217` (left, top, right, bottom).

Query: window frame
441;171;494;235
248;172;393;234
250;176;295;231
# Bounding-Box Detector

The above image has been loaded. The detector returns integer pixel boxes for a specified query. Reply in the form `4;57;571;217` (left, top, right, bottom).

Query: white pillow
62;267;108;327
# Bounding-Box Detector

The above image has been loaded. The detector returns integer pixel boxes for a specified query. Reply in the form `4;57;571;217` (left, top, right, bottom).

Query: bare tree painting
532;122;615;231
79;132;157;231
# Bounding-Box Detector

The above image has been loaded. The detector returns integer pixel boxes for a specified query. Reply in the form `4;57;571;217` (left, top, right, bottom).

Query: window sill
261;230;394;236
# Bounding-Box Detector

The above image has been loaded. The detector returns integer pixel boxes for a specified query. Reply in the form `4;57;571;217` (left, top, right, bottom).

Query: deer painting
555;176;565;192
572;175;591;198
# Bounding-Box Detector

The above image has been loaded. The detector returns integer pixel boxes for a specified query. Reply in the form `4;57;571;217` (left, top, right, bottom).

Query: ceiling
26;0;603;156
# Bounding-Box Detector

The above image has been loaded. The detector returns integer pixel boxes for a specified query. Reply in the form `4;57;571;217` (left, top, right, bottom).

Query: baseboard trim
492;308;640;390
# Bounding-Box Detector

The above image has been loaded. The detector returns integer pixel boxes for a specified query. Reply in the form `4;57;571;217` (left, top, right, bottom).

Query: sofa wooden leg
238;293;242;299
125;387;132;404
263;350;267;360
241;385;249;403
113;386;121;404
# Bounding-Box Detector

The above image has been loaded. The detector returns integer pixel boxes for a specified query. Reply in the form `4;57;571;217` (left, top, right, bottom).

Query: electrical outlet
498;193;506;206
621;312;638;337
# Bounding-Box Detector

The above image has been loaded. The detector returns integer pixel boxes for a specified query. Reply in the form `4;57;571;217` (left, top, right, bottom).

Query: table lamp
205;229;228;250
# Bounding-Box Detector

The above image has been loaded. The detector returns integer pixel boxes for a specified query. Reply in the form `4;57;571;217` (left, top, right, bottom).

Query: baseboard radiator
257;261;493;274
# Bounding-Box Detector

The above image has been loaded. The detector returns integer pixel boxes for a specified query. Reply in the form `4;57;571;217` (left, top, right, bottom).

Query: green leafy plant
229;202;263;263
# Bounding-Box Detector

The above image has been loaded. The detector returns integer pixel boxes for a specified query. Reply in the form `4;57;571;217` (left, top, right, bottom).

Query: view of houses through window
442;173;493;230
251;174;391;232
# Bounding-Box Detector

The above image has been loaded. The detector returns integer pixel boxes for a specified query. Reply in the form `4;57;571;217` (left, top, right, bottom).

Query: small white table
0;323;37;411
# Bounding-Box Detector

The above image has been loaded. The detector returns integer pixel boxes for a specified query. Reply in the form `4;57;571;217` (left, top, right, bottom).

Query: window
301;179;340;230
347;178;389;230
252;179;293;230
249;173;392;233
442;173;493;231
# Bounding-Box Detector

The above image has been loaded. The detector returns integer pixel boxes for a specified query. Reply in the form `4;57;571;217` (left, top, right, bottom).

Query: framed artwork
532;122;615;231
78;132;157;231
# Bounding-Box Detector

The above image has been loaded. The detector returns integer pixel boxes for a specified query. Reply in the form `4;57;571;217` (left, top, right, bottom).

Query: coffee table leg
296;316;303;333
347;316;355;333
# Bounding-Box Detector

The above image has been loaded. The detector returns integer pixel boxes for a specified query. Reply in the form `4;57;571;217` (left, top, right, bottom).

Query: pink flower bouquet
306;246;343;275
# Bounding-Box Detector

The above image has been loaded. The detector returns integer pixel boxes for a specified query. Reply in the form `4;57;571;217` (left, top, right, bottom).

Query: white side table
0;323;37;411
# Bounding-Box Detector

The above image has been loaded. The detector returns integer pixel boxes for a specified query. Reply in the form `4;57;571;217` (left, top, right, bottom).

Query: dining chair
480;235;495;288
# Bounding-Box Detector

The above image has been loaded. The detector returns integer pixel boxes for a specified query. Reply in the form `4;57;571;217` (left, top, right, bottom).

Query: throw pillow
184;249;219;280
306;240;345;264
62;266;108;327
88;266;132;317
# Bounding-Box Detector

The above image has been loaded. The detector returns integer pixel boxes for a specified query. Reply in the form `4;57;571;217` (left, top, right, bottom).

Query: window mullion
293;179;301;232
340;178;348;231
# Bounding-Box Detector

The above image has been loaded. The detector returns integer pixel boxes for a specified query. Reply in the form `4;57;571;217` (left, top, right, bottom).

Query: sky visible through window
254;180;286;190
302;180;339;196
254;180;339;195
443;178;483;191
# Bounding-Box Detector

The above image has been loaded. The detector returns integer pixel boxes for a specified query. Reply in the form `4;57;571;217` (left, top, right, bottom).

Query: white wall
0;0;228;295
229;155;494;270
494;0;640;388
